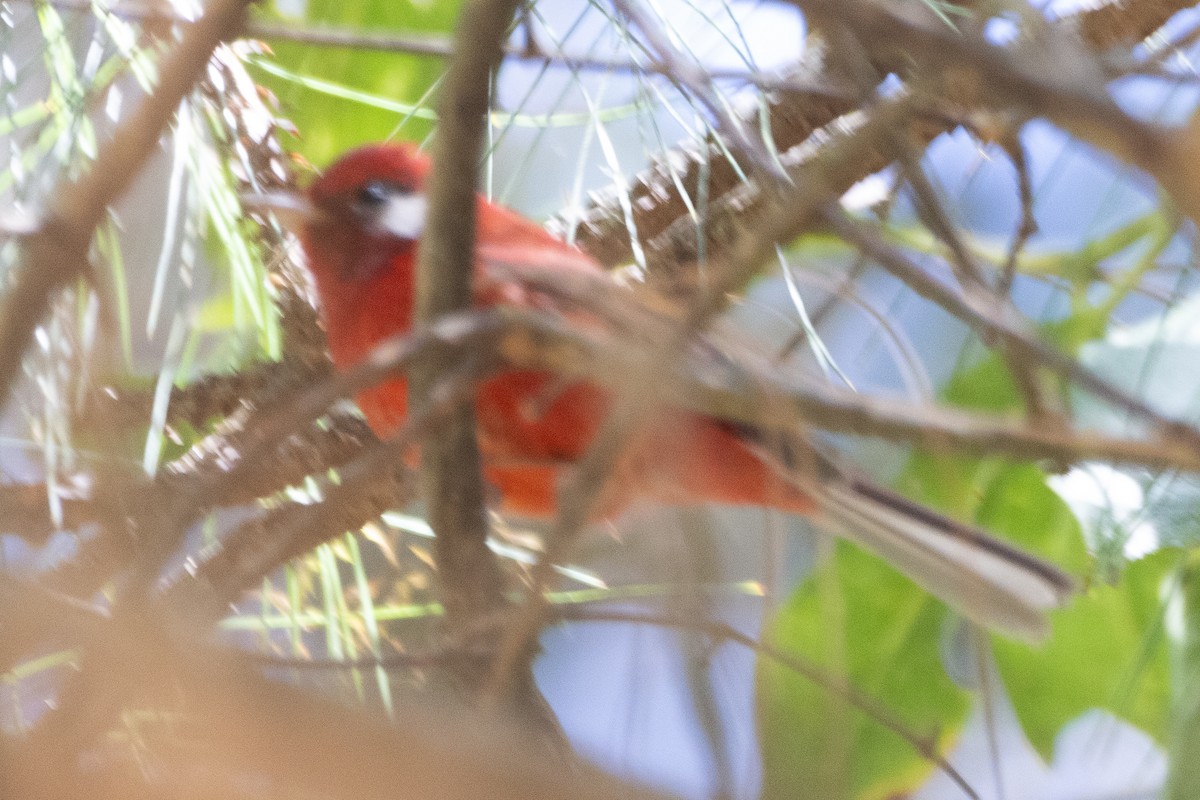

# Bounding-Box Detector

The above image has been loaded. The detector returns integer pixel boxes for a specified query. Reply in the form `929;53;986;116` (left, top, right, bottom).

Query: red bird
286;142;1071;639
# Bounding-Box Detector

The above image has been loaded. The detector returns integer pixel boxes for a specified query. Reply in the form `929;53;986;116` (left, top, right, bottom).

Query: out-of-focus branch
40;411;375;598
0;577;678;800
412;0;516;633
28;287;1200;602
794;0;1200;227
1067;0;1191;50
409;0;562;741
81;356;330;434
407;307;1200;473
558;606;979;799
63;304;1200;572
159;375;478;620
42;310;517;596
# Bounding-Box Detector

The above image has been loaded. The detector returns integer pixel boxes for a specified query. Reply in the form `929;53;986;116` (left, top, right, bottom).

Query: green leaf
885;448;1093;763
251;1;462;167
757;543;970;800
942;346;1020;413
995;548;1176;757
975;464;1091;573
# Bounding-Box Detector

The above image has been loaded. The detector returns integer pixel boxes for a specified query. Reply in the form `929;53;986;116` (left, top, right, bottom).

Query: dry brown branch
412;0;515;634
406;0;564;741
58;316;450;599
52;310;520;598
793;0;1200;229
1068;0;1193;50
553;0;1189;272
159;371;479;619
160;449;415;620
41;411;375;599
81;355;329;434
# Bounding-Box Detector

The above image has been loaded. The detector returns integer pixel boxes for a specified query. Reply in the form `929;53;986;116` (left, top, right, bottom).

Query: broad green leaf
756;282;1095;799
942;344;1020;413
757;543;969;800
995;548;1176;757
888;449;1091;761
894;318;1097;763
252;1;461;167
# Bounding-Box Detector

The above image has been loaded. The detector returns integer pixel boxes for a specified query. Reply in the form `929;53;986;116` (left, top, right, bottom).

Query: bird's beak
240;190;325;230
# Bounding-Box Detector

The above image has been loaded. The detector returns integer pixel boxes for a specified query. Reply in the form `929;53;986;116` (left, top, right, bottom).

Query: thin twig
891;130;992;292
996;130;1038;297
821;205;1200;450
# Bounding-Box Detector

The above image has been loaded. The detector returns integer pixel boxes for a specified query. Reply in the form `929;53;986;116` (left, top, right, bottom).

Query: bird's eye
356;180;394;208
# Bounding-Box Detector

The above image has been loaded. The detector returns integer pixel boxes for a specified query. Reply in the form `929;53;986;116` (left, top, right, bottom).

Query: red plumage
302;143;813;518
295;142;1072;638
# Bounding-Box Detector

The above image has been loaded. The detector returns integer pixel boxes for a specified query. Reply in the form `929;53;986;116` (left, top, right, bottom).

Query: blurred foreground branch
0;577;676;800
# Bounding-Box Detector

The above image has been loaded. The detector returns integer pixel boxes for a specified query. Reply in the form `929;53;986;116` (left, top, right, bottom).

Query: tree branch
409;0;563;740
554;0;1191;272
413;0;515;633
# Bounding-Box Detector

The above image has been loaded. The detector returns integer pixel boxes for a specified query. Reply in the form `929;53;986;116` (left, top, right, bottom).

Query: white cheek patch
378;193;428;240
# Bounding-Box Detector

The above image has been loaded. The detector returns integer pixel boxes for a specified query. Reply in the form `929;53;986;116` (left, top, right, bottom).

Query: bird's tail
805;475;1073;640
747;430;1074;641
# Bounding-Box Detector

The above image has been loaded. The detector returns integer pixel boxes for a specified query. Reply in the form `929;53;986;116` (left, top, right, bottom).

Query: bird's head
301;143;432;287
243;143;433;290
308;143;431;244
